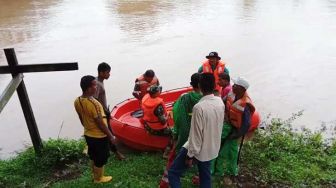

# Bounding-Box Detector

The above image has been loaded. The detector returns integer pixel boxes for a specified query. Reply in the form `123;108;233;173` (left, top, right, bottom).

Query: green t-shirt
172;91;202;151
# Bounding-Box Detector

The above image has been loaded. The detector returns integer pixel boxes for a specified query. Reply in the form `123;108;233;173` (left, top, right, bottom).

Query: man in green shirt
159;73;202;188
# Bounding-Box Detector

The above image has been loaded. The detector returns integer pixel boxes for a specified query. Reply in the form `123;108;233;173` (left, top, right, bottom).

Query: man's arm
186;106;203;158
94;114;116;144
132;79;141;99
90;101;116;144
154;104;167;125
229;106;251;140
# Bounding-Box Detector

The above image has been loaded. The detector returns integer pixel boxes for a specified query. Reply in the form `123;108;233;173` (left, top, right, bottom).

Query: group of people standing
144;52;256;188
74;51;257;187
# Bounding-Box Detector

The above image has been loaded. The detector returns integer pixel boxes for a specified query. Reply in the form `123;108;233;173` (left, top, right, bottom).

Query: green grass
0;113;335;187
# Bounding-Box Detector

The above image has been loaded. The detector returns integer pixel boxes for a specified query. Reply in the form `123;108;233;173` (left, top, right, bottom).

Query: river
1;0;336;158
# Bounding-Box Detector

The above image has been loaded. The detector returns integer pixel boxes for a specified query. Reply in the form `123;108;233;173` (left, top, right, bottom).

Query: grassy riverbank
1;115;335;187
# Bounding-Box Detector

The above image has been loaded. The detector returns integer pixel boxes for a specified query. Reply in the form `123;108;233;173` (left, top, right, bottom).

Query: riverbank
0;115;335;187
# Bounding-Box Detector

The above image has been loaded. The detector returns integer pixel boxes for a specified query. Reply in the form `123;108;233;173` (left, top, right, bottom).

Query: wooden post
0;74;23;113
4;48;43;153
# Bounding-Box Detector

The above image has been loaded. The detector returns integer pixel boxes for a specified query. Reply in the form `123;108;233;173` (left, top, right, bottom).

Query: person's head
143;69;155;83
232;77;249;96
80;75;97;95
199;73;215;94
206;52;221;66
148;85;162;98
97;62;111;80
218;73;230;88
190;73;201;90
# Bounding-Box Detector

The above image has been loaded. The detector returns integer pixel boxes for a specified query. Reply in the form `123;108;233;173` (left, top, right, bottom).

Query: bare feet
115;151;126;160
191;175;200;185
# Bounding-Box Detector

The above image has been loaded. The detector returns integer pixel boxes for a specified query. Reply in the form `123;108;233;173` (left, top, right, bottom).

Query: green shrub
242;112;336;187
0;139;86;187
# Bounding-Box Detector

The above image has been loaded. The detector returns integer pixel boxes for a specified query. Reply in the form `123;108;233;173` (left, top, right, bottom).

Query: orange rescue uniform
201;60;225;92
141;93;168;130
226;91;256;131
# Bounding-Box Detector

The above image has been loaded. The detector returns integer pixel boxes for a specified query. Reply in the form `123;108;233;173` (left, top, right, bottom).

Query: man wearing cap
133;69;160;100
141;85;172;158
221;77;256;185
141;85;168;134
198;52;229;93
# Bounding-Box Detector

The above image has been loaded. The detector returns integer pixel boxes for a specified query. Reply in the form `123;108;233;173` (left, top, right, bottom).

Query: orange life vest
137;75;159;99
141;93;167;130
226;91;256;131
202;60;225;92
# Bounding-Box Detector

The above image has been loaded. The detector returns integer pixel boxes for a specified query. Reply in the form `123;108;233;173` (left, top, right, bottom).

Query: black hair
148;85;162;95
199;73;215;93
97;62;111;73
190;73;200;89
80;75;96;92
218;72;230;81
144;69;155;78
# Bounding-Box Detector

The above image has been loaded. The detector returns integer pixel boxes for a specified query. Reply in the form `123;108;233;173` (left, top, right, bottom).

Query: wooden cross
0;48;78;154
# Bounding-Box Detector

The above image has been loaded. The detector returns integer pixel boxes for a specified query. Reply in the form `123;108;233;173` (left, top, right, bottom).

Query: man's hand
185;158;193;168
109;136;116;145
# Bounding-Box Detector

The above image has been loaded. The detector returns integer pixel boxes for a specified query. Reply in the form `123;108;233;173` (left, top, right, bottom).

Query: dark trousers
168;148;211;188
84;135;110;167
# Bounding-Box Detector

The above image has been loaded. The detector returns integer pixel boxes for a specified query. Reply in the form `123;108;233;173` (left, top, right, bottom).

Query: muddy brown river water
1;0;336;158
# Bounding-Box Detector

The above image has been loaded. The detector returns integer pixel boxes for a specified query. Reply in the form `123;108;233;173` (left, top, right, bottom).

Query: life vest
226;91;257;131
141;93;167;130
137;75;159;99
202;60;225;92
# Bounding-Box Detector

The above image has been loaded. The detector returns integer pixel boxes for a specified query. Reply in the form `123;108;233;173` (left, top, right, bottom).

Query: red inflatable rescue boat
110;87;192;151
110;87;261;151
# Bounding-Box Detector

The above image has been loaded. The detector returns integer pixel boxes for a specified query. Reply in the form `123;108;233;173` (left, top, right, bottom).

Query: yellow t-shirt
74;96;108;138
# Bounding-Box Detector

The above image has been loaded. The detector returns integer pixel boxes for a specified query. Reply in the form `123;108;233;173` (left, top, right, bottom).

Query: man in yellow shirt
74;75;115;183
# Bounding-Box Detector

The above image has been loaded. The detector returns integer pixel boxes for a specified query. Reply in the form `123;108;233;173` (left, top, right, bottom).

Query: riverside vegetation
0;112;335;187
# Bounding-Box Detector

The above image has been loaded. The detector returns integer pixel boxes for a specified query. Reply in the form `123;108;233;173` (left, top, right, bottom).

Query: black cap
148;85;162;94
206;52;221;60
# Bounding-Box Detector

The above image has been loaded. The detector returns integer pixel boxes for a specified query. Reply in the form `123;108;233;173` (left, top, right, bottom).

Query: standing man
94;62;125;160
168;73;225;188
132;69;160;100
74;75;114;183
211;73;232;177
222;77;256;184
159;73;202;188
198;52;229;93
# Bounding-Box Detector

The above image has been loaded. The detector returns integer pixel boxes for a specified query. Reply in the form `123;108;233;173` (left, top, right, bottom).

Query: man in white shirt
168;73;225;188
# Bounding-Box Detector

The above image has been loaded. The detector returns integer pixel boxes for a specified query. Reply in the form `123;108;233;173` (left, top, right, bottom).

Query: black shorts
84;135;110;167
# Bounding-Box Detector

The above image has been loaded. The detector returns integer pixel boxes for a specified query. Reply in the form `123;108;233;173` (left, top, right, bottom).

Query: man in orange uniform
198;52;229;93
132;69;160;100
141;85;170;135
141;85;172;158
